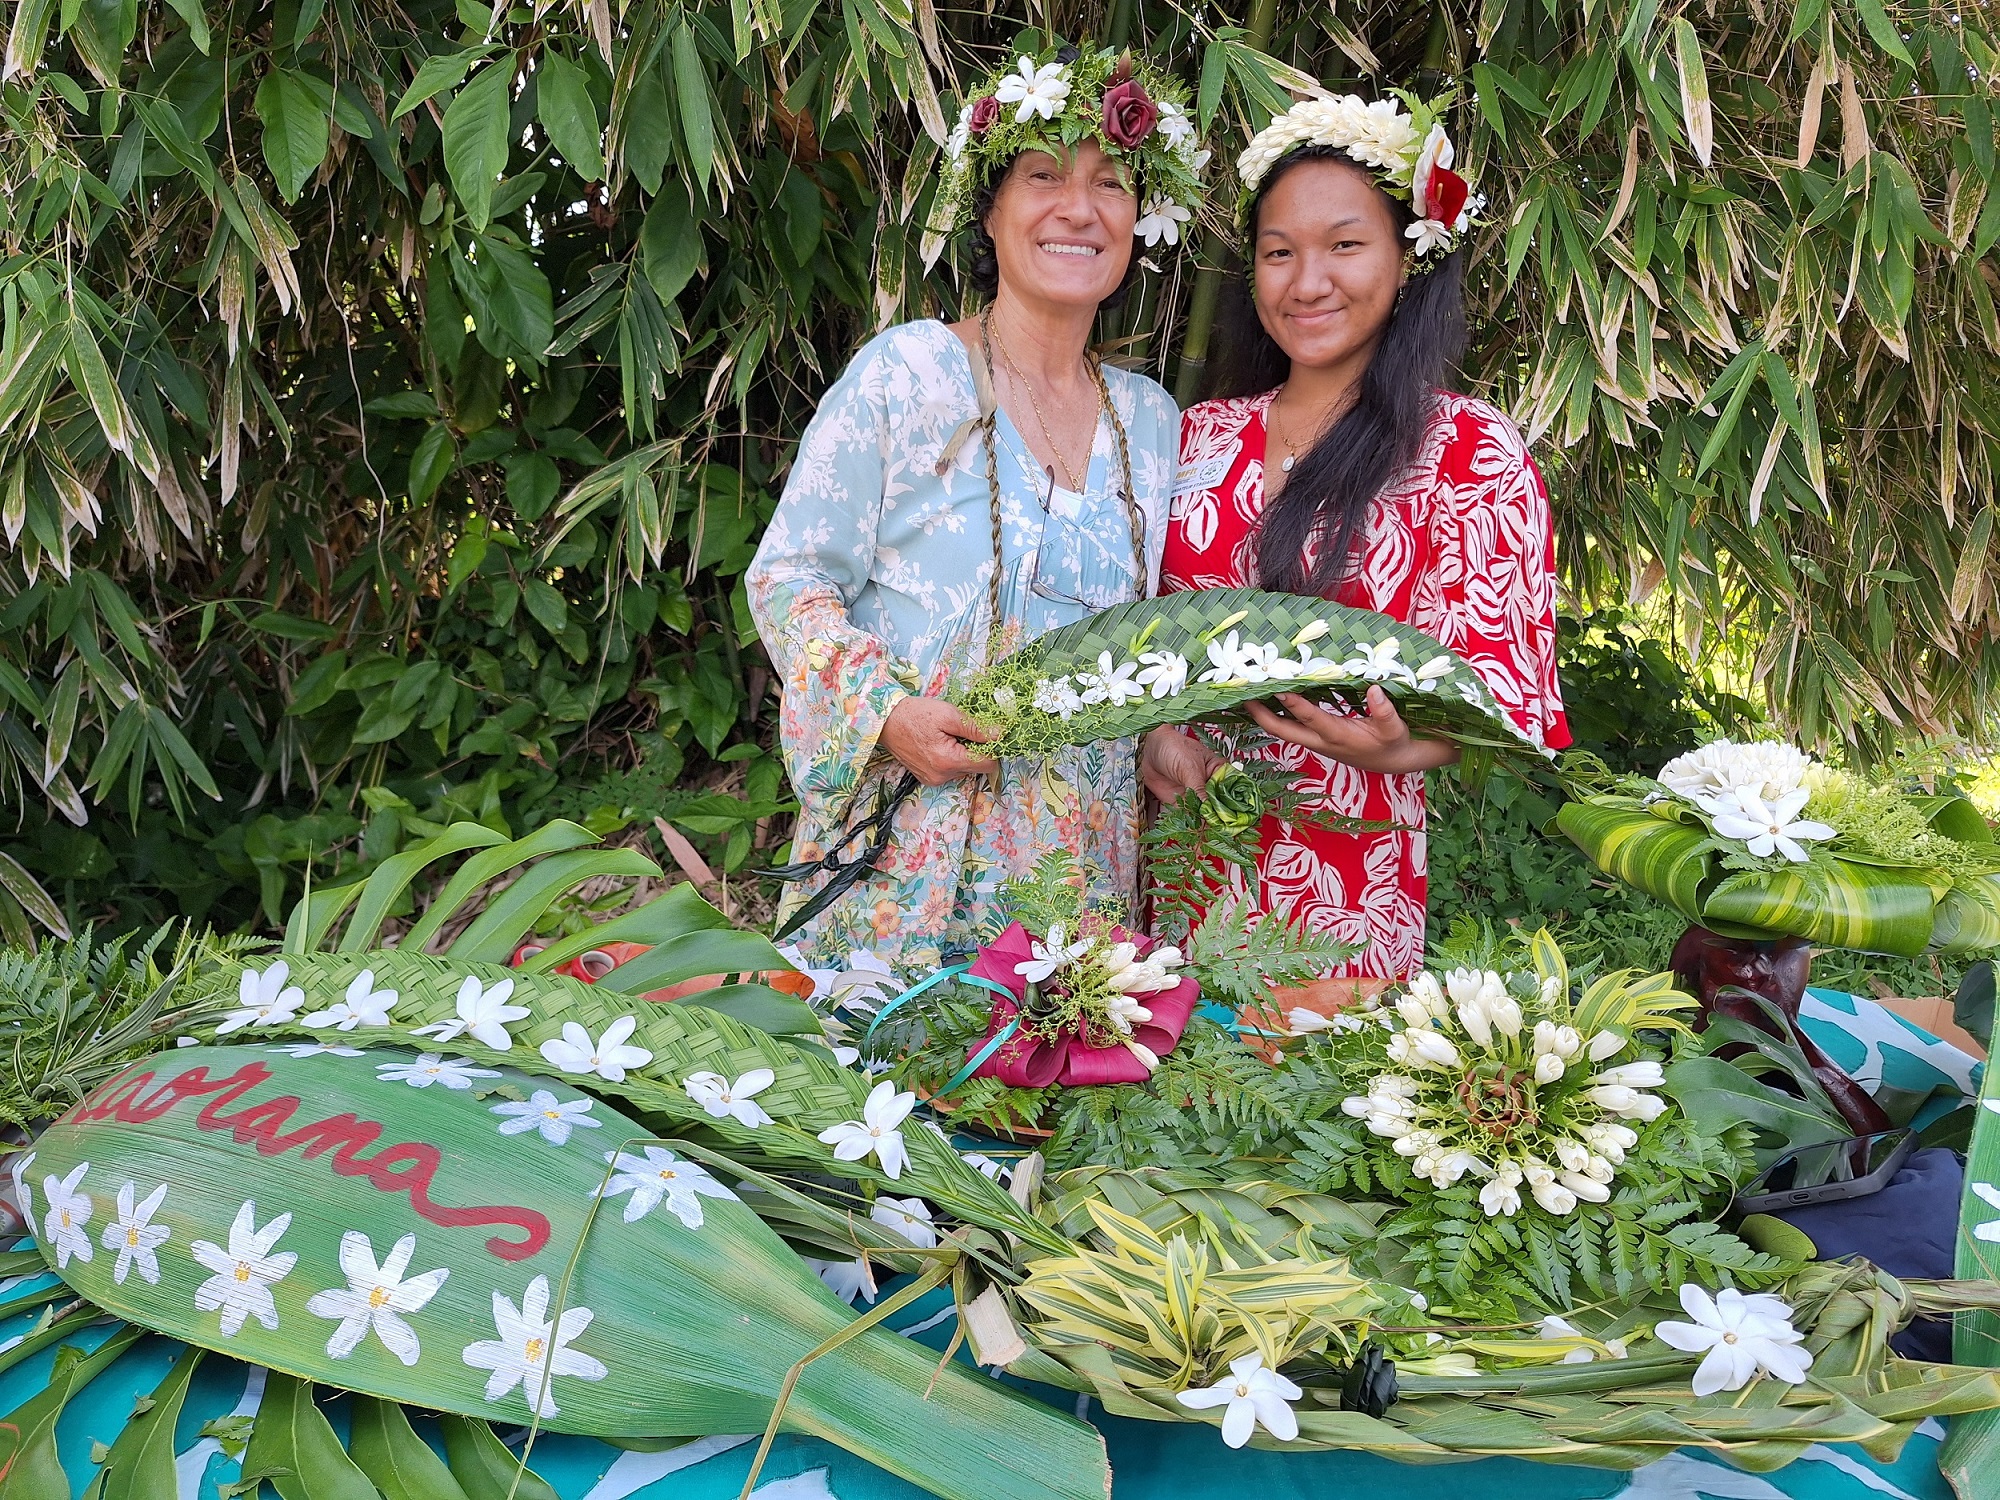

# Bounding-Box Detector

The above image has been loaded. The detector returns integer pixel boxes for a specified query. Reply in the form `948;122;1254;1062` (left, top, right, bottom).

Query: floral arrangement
1235;92;1483;261
949;586;1552;767
927;41;1205;254
1558;738;2000;957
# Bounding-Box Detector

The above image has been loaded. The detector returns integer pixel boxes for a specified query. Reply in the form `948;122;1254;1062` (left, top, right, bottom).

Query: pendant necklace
1270;386;1340;474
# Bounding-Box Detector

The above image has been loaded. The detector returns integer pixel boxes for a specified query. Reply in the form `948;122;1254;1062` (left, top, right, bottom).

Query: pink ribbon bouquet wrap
963;922;1202;1087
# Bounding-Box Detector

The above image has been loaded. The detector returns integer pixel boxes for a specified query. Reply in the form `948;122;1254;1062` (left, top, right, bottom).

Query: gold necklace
992;327;1095;492
1269;386;1343;474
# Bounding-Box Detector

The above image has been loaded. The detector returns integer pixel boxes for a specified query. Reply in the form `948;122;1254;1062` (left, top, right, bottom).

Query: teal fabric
1;989;1979;1500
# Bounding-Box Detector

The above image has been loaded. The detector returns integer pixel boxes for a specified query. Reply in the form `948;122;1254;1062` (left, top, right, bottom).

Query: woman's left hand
1245;685;1462;775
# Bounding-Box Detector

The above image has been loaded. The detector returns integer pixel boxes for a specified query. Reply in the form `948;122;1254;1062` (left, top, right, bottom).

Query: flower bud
1592;1060;1664;1090
1396;994;1438;1030
1372;1073;1420;1098
1531;1177;1579;1215
1533;1022;1583;1059
1443;967;1486;1009
1412;1031;1460;1068
1485;992;1523;1038
1432;1150;1481;1186
1560;1172;1611;1203
1554;1139;1590;1173
1341;1094;1372;1118
1620;1091;1668;1122
1407;971;1448;1016
1479;1178;1522;1216
1366;1112;1414;1138
1585;1084;1641;1113
1533;1052;1566;1085
1586;1029;1626;1061
1455;995;1494;1048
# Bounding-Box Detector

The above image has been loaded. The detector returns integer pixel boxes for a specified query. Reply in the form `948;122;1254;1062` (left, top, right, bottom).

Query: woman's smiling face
984;142;1138;310
1251;157;1406;374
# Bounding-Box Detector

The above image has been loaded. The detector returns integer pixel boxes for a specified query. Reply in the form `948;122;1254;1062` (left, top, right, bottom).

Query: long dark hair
1209;146;1466;596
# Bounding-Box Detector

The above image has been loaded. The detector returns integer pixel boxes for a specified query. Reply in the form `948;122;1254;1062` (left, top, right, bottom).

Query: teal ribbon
863;962;972;1046
862;960;1026;1097
935;1018;1020;1098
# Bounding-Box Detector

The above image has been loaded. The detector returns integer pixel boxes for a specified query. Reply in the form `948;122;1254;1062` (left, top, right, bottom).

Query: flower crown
927;42;1208;259
1236;92;1482;262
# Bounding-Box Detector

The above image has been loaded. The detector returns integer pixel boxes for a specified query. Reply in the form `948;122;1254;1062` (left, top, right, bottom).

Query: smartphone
1732;1128;1916;1215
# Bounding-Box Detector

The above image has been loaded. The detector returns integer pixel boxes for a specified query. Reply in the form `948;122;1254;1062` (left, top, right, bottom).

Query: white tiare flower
1076;651;1145;706
1340;638;1415;683
1015;923;1090;984
812;949;897;1012
1134;194;1191;247
1406;218;1455;257
944;111;971;164
1412;655;1454;691
1030;675;1086;719
1710;788;1836;863
1103;989;1155;1038
683;1068;776;1128
1105;942;1184;997
302;969;397;1032
1656;740;1813;812
268;1043;365;1059
1134;650;1190;699
1197;630;1267;685
540;1016;653;1082
1286;1007;1362;1034
461;1274;606;1418
870;1195;938;1248
1175;1352;1303;1448
1532;1021;1583;1060
1585;1083;1667;1122
41;1163;94;1268
1655;1284;1813;1396
1156;100;1196;149
994;56;1071;123
817;1080;917;1180
1405;971;1449;1019
597;1146;737;1228
491;1090;602;1146
415;976;531;1051
377;1053;500;1089
962;1151;1011;1183
216;962;306;1035
102;1181;169;1285
8;1150;30;1221
307;1231;450;1365
808;1257;878;1305
191;1201;297;1335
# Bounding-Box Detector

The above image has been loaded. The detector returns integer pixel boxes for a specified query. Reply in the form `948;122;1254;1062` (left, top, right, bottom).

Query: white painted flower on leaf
190;1201;297;1336
40;1163;93;1268
596;1146;738;1228
377;1053;500;1090
267;1043;365;1059
461;1274;606;1419
415;976;530;1051
306;1230;450;1366
216;962;306;1035
491;1090;601;1146
102;1181;169;1285
1971;1181;2000;1242
302;969;397;1031
540;1016;653;1082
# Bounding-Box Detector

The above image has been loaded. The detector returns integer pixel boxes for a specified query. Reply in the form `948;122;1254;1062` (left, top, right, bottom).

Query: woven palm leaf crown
1236;91;1483;262
929;41;1207;255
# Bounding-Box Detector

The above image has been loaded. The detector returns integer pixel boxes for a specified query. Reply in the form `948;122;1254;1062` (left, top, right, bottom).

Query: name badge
1173;453;1230;497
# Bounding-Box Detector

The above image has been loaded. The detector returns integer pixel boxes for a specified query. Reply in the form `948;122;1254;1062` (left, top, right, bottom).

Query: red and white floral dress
1160;390;1572;978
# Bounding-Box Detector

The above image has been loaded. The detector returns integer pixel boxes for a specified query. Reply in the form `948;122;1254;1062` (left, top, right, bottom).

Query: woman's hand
1245;685;1461;775
1142;727;1223;805
880;696;999;786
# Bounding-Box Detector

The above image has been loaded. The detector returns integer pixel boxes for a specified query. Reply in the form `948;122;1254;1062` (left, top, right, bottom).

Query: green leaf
522;577;568;634
162;0;211;52
348;1398;473;1500
437;1416;560;1500
0;1327;143;1500
588;927;796;991
443;846;662;962
395;47;494;118
622;72;674;194
1853;0;1916;65
95;1346;205;1500
240;1374;386;1500
0;850;69;939
408;422;456;502
396;821;602;953
641;186;704;304
679;981;824;1035
1555;800;1712;921
442;60;515;231
337;821;509;950
536;51;604;181
670;26;715;192
1664;1055;1850;1159
255;68;335;202
1702;860;1940;956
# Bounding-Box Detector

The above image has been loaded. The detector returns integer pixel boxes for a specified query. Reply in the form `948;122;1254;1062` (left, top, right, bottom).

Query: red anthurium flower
1425;164;1470;228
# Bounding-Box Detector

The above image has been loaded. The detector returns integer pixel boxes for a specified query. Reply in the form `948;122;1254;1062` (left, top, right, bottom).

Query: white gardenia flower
540;1016;654;1083
190;1201;296;1335
1084;651;1145;706
943;111;971;164
1593;1061;1665;1091
216;961;306;1035
790;947;898;1013
1340;638;1414;683
597;1146;737;1228
1016;924;1090;984
1176;1352;1303;1448
491;1090;602;1146
1134;194;1192;247
302;969;397;1032
994;56;1072;122
1406;218;1455;257
307;1231;450;1365
1656;740;1813;812
41;1163;94;1268
1655;1285;1814;1396
1157;100;1196;148
1135;650;1190;699
102;1181;170;1285
1710;788;1836;864
684;1068;776;1128
870;1195;939;1249
817;1080;917;1179
377;1053;500;1089
415;975;531;1050
461;1274;606;1418
1197;630;1269;685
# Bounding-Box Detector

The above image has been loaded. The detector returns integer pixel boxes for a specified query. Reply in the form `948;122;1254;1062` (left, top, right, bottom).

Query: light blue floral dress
746;320;1179;972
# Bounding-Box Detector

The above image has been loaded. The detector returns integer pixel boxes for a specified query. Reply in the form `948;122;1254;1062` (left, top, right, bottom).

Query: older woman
1144;95;1571;979
748;43;1202;971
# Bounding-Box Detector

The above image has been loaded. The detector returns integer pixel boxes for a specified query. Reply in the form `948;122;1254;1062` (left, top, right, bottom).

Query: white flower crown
1236;93;1483;262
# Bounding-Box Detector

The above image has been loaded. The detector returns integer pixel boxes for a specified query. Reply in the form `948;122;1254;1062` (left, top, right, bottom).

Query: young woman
1142;96;1571;979
748;44;1201;971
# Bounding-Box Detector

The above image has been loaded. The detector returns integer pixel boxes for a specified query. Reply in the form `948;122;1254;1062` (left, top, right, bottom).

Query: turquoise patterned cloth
3;990;1985;1500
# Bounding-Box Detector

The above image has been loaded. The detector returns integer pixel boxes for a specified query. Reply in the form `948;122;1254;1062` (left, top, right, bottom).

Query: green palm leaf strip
951;587;1550;765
